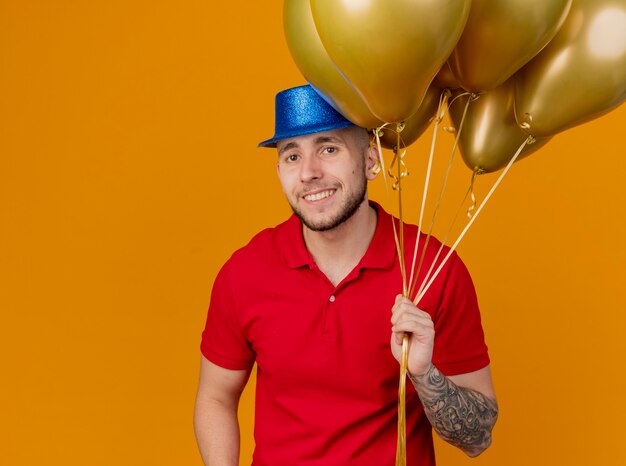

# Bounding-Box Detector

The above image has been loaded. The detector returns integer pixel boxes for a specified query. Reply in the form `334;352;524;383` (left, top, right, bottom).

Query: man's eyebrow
278;135;346;156
314;136;344;145
278;141;299;155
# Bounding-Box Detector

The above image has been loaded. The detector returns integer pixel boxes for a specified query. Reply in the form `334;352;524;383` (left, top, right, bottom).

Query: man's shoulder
223;215;297;269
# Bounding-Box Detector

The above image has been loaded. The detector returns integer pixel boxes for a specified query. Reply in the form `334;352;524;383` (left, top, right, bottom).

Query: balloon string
415;185;473;301
406;90;449;300
413;93;479;300
394;123;409;296
373;123;409;466
395;334;409;466
392;122;409;466
396;92;449;466
373;123;391;187
445;91;475;117
409;90;471;299
388;123;409;192
414;136;532;306
374;124;407;294
467;168;481;219
373;124;400;257
440;90;474;134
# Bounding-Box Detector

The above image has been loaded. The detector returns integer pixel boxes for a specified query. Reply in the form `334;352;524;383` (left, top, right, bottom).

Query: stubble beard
289;176;367;232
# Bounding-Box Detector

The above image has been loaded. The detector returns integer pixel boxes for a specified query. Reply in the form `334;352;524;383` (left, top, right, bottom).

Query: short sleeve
431;252;490;376
200;262;256;370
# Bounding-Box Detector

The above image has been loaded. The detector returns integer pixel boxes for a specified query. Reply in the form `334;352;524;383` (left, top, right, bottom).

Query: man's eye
323;146;336;154
286;154;299;162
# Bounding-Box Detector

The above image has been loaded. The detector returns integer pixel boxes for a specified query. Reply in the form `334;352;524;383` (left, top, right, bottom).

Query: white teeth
304;190;334;201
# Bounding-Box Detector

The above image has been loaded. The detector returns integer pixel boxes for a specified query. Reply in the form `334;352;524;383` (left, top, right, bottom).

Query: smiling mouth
303;189;336;201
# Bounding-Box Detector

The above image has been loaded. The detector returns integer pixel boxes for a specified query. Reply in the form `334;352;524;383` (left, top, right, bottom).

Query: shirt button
329;295;336;303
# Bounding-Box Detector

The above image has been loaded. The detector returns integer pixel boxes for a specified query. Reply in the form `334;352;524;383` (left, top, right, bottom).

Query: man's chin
293;204;360;232
297;212;338;232
290;185;367;233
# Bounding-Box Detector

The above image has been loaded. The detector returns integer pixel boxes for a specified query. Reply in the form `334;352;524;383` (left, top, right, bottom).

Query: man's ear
365;145;381;181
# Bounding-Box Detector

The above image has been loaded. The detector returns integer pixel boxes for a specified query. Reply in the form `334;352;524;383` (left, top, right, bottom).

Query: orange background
1;1;625;465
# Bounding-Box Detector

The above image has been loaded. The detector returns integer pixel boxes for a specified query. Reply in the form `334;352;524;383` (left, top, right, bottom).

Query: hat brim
258;120;355;148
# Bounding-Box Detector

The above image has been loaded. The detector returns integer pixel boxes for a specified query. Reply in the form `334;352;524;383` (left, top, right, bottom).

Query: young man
194;85;498;466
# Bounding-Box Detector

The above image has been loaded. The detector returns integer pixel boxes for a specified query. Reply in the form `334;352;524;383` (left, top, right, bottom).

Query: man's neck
302;200;377;287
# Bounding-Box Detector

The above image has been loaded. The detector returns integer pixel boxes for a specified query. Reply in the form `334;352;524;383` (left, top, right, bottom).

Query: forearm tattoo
409;365;498;456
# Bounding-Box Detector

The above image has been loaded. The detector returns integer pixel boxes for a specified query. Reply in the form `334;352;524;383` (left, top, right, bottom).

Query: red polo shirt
201;202;489;466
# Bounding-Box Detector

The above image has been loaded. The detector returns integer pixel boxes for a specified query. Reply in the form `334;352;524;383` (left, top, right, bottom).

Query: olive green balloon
283;0;382;129
449;0;572;92
311;0;471;123
379;86;442;149
515;0;626;137
449;81;551;173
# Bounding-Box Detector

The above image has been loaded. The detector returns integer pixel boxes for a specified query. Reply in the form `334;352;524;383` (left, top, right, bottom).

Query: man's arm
409;364;498;457
194;356;251;466
390;295;498;457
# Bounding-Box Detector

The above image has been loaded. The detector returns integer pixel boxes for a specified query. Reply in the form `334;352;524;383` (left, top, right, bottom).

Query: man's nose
299;154;322;182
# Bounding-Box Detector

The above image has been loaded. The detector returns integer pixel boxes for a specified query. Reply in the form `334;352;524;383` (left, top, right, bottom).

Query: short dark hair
345;126;371;153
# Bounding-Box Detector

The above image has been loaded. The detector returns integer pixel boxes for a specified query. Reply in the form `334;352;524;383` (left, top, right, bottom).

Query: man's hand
390;294;434;376
390;295;498;457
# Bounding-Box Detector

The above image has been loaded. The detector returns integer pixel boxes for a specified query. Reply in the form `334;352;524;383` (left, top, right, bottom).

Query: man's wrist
408;362;436;386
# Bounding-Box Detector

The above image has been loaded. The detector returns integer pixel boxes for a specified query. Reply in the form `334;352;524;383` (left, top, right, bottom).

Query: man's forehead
276;128;351;152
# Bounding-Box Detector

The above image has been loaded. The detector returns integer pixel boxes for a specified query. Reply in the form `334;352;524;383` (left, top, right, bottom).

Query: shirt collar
278;201;397;271
278;214;313;268
359;201;397;270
